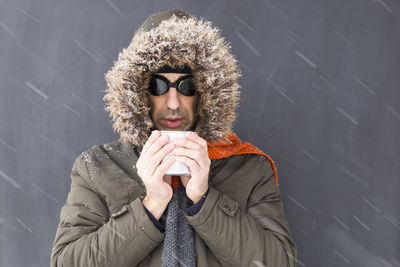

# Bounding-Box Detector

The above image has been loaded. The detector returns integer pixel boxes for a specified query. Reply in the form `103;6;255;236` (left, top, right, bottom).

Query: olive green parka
51;139;297;266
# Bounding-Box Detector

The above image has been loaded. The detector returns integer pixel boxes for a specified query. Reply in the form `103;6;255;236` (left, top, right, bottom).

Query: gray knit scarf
161;182;196;267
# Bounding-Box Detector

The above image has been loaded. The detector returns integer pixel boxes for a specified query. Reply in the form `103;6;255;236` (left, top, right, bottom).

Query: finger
180;175;190;188
172;137;201;151
173;132;207;152
142;130;160;155
142;142;173;180
140;140;173;180
173;147;209;167
148;142;175;176
147;134;169;159
174;155;200;171
148;155;175;186
186;131;208;151
154;154;176;178
173;147;200;160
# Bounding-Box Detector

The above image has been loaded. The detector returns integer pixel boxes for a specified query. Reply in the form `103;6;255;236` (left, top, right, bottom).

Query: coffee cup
159;130;191;176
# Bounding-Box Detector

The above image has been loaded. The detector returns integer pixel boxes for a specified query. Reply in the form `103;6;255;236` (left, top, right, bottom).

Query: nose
166;86;180;110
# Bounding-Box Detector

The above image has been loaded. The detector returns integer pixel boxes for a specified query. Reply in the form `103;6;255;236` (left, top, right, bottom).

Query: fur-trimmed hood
103;10;242;147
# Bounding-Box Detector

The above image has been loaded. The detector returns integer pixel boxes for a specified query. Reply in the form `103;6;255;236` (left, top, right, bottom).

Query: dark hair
155;64;192;74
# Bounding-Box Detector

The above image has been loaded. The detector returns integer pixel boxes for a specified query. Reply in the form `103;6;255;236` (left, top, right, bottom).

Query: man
51;9;297;267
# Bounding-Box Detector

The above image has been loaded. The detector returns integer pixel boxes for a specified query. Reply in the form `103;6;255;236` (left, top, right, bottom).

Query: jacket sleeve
185;161;297;267
50;153;165;267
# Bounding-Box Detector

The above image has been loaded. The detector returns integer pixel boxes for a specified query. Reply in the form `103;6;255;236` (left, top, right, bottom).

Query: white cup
159;130;190;176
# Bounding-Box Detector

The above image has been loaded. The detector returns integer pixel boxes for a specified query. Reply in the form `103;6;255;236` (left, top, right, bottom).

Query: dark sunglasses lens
178;78;196;96
149;77;168;96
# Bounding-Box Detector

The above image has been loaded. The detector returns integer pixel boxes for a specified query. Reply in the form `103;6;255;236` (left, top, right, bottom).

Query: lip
163;118;184;128
165;117;183;120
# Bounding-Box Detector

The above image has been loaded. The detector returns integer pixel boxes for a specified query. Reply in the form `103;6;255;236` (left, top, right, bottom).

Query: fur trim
103;13;242;147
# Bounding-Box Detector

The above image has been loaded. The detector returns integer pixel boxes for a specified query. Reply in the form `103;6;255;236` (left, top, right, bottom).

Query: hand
172;131;211;203
135;130;176;219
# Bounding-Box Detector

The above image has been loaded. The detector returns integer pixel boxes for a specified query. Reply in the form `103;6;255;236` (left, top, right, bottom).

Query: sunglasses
148;74;196;96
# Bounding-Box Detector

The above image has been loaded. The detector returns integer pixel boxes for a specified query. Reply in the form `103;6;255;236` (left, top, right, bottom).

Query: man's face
149;73;197;131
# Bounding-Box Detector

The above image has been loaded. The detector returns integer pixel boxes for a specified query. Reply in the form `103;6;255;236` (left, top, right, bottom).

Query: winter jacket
50;138;297;266
50;9;297;267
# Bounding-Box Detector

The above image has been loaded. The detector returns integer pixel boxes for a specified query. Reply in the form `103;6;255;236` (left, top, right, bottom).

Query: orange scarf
172;133;278;187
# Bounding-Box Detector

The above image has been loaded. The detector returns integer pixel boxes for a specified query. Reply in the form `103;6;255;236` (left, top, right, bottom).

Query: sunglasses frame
149;74;196;96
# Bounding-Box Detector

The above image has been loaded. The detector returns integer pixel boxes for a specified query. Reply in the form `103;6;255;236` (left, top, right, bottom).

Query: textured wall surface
0;0;399;266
